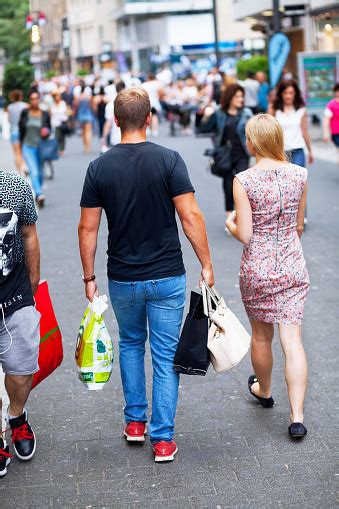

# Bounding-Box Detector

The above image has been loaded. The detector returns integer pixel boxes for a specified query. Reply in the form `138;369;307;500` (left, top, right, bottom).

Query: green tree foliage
236;56;269;81
3;62;34;103
0;0;31;61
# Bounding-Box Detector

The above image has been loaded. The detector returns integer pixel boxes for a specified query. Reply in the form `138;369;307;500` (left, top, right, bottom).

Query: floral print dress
236;164;310;325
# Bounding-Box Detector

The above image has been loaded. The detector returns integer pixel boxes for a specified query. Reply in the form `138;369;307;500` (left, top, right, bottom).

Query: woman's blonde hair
245;114;287;162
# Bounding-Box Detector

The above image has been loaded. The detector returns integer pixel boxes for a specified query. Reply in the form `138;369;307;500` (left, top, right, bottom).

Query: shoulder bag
202;281;250;372
209;120;233;178
39;134;59;162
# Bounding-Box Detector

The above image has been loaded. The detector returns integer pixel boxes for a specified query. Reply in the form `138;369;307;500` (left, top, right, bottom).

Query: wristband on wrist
82;274;96;284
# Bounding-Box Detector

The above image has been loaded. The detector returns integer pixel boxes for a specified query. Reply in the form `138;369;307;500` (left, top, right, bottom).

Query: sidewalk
0;133;337;508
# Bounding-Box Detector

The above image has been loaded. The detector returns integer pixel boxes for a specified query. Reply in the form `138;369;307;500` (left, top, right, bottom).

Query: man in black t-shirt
0;171;41;476
79;87;214;463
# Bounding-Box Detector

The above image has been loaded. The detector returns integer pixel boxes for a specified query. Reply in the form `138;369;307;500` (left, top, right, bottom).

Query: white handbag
202;281;251;373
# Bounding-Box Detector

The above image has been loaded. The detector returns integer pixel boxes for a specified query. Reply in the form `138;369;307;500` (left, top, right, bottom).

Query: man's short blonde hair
114;87;151;133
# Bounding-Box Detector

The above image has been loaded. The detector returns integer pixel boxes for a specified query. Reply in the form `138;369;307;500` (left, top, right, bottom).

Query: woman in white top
50;90;68;156
142;74;164;137
269;81;313;167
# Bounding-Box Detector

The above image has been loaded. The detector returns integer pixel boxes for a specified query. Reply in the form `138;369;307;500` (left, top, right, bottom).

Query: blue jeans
109;275;186;443
288;148;306;167
22;144;43;198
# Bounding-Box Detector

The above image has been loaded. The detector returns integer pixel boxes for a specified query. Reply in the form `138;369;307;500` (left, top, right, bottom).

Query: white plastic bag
75;295;114;390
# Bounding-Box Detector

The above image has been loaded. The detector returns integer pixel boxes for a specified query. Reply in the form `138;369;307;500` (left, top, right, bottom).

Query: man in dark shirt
79;87;214;463
0;171;41;476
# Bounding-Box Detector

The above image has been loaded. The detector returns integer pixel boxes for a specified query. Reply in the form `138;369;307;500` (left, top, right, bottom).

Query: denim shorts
0;306;40;375
10;132;20;144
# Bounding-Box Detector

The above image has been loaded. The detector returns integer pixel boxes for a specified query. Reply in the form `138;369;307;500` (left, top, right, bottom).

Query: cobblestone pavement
0;131;338;508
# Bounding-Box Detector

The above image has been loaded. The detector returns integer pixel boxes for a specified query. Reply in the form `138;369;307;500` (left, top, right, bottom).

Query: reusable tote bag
173;291;210;376
39;135;59;162
202;281;250;373
32;280;63;388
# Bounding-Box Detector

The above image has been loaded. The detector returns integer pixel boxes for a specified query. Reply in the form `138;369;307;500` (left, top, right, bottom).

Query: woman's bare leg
82;122;92;153
278;324;307;423
250;320;274;398
12;142;26;175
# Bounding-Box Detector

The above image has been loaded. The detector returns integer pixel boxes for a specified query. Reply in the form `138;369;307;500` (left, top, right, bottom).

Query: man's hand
201;264;215;288
85;280;98;302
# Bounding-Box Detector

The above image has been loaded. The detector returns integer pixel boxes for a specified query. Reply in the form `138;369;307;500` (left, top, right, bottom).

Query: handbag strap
201;281;224;316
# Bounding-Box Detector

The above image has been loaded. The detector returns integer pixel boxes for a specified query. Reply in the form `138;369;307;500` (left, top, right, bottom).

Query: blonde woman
226;114;310;439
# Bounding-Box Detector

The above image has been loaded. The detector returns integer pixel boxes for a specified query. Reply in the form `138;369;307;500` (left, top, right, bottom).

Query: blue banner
269;32;291;88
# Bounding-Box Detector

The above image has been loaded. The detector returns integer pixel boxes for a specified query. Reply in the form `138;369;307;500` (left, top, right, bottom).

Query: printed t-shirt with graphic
0;171;38;316
80;141;195;282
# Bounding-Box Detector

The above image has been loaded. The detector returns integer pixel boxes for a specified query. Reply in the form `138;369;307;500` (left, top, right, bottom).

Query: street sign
268;32;291;88
298;52;339;113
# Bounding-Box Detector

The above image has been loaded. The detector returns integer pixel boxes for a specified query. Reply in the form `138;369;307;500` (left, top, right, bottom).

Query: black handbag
210;140;233;177
173;291;210;376
60;119;75;136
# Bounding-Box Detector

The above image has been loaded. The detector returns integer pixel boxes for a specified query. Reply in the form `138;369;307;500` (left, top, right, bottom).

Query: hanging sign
269;32;291;88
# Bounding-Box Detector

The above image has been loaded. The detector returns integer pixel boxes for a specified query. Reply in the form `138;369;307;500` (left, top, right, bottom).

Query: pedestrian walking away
226;114;310;439
74;84;93;153
323;82;339;165
241;71;260;114
78;87;214;463
93;86;109;140
101;81;126;151
142;74;164;137
50;90;68;156
19;90;52;208
7;89;28;176
0;171;41;477
199;84;252;230
256;72;269;113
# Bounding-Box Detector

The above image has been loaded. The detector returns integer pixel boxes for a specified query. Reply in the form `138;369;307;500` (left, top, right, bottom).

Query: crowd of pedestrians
1;64;338;478
6;66;338;219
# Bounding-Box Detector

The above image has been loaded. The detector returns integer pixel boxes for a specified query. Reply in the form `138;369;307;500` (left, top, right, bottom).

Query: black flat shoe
248;375;275;408
288;422;307;439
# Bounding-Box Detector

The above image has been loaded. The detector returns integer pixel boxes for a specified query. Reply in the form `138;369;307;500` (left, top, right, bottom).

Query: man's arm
173;192;214;287
22;224;40;296
78;207;102;301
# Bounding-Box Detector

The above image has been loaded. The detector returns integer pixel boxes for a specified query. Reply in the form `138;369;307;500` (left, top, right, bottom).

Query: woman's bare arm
301;112;313;164
296;182;307;238
226;178;253;244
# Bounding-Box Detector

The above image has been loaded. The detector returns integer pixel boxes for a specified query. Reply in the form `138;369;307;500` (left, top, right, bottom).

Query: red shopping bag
32;280;63;389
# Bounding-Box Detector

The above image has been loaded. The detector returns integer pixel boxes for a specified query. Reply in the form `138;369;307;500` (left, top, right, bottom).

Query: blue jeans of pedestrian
109;275;186;443
22;144;43;198
288;148;306;167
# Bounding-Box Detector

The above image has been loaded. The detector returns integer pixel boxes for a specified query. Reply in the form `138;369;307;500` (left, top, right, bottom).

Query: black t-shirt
0;171;38;317
80;142;195;281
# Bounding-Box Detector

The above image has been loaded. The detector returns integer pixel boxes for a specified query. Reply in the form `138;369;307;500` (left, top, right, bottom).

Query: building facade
233;0;339;75
66;0;120;76
29;0;70;73
112;0;258;72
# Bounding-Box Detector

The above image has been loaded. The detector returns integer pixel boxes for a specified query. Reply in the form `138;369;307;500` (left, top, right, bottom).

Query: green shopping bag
75;295;113;390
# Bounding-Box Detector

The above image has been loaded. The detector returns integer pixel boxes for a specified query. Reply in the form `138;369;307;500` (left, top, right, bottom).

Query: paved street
0;130;338;508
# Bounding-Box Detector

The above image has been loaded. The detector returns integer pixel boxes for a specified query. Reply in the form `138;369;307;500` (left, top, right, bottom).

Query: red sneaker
153;440;178;462
124;422;147;442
